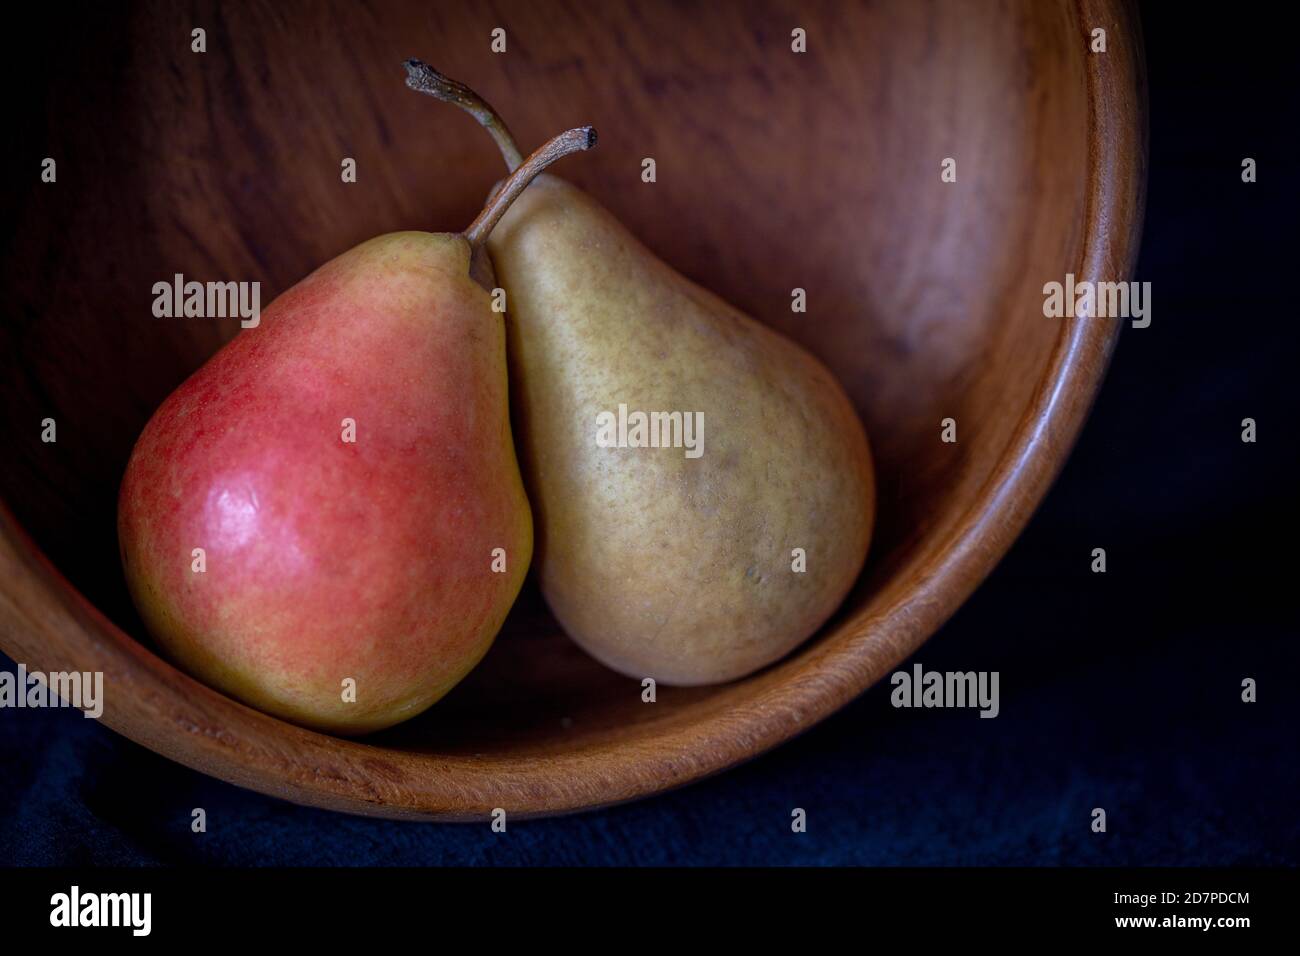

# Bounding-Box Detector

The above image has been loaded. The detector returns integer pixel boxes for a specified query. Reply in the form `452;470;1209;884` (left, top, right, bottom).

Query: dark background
2;2;1297;865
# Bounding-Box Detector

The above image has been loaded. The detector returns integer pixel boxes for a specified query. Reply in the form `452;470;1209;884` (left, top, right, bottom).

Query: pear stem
462;126;597;250
404;59;524;172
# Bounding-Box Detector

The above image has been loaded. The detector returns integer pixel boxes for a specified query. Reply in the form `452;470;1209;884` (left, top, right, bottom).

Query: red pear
118;126;595;734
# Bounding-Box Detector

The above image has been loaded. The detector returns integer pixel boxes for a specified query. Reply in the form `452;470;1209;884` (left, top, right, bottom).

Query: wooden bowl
0;0;1145;819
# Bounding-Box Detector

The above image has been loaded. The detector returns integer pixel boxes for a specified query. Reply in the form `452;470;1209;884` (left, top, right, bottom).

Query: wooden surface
0;0;1145;818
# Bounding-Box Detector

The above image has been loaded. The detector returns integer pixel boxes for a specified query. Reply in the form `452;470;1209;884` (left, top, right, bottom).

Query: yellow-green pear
408;63;875;685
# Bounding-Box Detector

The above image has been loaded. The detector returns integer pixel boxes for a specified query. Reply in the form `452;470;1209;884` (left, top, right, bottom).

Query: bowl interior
0;0;1137;814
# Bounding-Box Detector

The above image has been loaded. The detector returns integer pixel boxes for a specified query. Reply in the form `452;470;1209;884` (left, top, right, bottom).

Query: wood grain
0;0;1145;818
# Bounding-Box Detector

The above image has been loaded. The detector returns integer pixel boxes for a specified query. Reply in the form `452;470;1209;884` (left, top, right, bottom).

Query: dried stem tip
463;126;597;250
404;59;524;171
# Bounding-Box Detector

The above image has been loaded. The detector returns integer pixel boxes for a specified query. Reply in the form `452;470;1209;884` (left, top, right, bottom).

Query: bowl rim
0;0;1145;821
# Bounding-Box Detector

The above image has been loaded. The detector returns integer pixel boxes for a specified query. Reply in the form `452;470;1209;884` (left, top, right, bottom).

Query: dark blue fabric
1;2;1297;866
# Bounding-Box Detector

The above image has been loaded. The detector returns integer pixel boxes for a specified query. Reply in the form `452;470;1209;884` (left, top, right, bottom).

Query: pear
408;64;875;685
117;124;596;733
